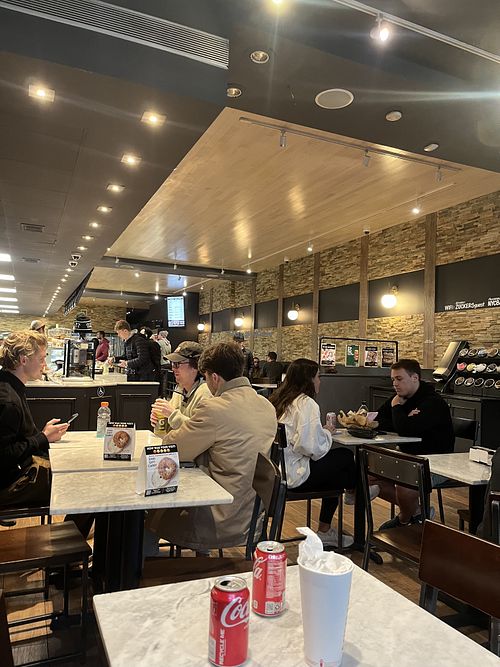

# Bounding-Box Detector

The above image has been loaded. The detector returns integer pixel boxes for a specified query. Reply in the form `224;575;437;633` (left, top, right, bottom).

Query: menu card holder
136;443;180;496
103;422;135;461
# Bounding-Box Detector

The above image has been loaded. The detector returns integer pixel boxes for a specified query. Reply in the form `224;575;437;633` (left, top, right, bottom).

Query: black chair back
491;491;500;546
246;453;286;559
419;520;500;655
451;416;477;442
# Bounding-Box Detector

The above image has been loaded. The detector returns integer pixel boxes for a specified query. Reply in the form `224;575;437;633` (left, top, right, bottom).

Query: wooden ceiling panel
109;108;500;273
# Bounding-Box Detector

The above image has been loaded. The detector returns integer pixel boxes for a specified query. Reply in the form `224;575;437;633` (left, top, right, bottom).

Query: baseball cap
167;341;203;363
30;320;45;332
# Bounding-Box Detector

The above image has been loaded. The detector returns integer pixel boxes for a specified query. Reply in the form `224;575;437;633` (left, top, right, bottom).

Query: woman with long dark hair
270;358;357;547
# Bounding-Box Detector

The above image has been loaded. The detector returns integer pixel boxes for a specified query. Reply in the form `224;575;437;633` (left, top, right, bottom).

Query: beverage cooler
63;338;96;379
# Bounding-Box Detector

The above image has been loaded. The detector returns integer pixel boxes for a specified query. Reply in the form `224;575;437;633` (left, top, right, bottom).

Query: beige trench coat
146;377;277;550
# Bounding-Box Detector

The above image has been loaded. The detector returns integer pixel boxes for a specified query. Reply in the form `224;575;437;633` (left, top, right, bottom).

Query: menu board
320;342;337;366
381;346;396;367
167;296;185;327
345;344;360;367
364;345;379;367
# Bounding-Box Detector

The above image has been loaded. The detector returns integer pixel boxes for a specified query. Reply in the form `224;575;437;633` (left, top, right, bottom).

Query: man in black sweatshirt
375;358;454;529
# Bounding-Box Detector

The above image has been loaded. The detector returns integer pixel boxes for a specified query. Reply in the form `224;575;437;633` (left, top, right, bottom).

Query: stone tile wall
253;329;278;359
368;219;426;279
199;290;211;315
234;281;252;308
0;302;126;334
256;268;279;302
283;256;314;298
436;191;500;265
366;315;424;361
212;282;235;312
282;325;313;361
319;239;360;289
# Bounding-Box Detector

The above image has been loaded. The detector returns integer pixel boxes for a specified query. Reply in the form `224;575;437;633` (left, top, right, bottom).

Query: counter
26;376;159;431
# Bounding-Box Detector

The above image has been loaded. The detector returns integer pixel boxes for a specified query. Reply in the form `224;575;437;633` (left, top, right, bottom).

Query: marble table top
93;565;498;667
332;429;421;446
50;468;233;515
27;376;158;387
251;382;278;389
49;430;161;470
426;452;491;485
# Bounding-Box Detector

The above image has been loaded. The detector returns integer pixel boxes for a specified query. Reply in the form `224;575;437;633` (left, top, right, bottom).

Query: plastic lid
100;401;109;407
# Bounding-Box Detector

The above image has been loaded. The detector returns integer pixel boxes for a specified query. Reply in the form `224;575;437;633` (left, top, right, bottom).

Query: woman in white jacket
270;358;356;547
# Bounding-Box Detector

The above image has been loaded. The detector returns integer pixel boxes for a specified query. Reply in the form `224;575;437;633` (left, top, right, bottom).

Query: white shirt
279;394;332;488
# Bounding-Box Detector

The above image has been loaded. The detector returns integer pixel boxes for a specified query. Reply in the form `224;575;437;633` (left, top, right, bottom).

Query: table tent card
103;422;135;460
136;443;180;496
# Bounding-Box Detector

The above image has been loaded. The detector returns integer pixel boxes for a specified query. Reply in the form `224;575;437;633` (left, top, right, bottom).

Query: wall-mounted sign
381;346;396;367
320;342;337;366
364;345;379;367
345;344;360;367
436;253;500;313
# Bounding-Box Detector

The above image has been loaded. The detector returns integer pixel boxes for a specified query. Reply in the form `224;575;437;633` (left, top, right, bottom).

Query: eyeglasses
171;361;189;369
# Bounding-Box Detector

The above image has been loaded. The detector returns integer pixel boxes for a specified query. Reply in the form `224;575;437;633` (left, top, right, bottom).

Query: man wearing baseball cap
150;341;212;431
29;320;46;335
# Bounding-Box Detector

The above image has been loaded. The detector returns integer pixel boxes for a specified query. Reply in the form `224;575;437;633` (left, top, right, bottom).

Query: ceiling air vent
20;223;45;233
21;256;41;263
1;0;229;69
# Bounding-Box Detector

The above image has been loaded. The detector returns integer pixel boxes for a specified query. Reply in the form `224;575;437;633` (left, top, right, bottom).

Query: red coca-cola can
252;541;286;616
209;576;249;667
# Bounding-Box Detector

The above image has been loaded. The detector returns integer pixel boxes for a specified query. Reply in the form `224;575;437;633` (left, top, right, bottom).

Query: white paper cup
298;554;353;667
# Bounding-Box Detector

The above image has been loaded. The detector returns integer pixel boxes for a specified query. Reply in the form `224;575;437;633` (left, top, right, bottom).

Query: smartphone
67;413;79;425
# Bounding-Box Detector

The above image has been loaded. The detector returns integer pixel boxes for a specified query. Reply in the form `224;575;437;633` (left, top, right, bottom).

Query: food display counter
26;376;159;431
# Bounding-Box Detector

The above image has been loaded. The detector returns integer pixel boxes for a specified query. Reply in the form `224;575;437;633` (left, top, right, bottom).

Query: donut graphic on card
152;457;178;488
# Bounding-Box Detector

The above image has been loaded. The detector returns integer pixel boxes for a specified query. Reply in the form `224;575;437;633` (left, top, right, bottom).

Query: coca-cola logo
220;596;249;628
253;556;265;581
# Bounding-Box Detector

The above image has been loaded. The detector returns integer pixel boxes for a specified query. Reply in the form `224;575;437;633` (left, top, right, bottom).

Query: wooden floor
1;487;490;666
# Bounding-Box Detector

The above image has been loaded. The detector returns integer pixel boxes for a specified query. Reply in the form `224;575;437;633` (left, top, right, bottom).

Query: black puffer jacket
123;333;155;381
0;370;49;489
376;381;454;455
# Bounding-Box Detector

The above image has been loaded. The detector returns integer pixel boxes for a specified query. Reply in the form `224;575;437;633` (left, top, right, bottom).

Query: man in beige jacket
145;342;277;552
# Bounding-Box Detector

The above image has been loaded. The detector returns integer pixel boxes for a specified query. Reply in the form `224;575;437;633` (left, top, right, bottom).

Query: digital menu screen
167;296;185;327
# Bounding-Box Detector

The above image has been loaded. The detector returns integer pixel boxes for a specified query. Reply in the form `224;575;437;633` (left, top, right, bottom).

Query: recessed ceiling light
107;183;124;193
89;222;99;228
97;206;111;213
412;206;421;215
246;267;252;274
141;111;166;126
0;308;19;313
0;287;16;293
134;271;140;278
315;88;354;109
67;268;73;272
370;17;392;43
182;290;187;297
82;235;94;241
28;84;55;102
0;254;11;262
226;85;242;98
0;296;18;302
121;154;141;166
154;294;159;300
61;278;67;282
385;110;402;122
250;50;270;64
424;143;439;152
0;274;15;281
64;274;69;277
77;246;87;251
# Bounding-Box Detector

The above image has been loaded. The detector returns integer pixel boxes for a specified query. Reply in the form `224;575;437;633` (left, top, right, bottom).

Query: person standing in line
155;330;172;396
140;327;161;385
113;320;155;382
233;333;253;378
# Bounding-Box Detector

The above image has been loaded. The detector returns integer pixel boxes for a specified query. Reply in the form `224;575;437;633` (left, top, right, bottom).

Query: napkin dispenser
469;446;495;466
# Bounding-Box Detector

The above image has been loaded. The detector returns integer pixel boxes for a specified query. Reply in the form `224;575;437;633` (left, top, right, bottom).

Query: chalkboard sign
436;253;500;313
319;283;359;323
368;270;424;319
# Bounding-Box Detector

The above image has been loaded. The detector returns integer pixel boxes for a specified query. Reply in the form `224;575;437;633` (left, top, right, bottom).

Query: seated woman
150;341;211;431
249;356;262;381
270;358;357;547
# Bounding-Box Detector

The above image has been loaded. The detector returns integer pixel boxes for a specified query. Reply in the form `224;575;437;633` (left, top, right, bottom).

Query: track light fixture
279;130;287;148
363;150;371;167
370;14;391;43
435;166;443;182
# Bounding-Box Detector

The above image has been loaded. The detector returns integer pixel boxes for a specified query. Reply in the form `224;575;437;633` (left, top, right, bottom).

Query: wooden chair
419;520;500;656
0;521;91;665
272;424;345;550
360;444;432;571
434;416;477;524
142;452;286;585
0;591;14;667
